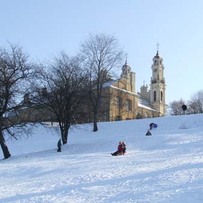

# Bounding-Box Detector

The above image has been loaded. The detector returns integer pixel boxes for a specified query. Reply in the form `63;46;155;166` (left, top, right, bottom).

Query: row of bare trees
0;34;123;159
169;90;203;115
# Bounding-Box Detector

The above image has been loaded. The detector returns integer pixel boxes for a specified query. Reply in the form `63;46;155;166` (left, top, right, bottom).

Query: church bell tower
150;46;166;116
121;59;135;93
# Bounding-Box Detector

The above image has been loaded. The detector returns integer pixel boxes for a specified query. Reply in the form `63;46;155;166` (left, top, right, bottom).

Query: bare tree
80;34;123;131
0;45;32;159
169;99;186;115
188;90;203;114
32;53;87;144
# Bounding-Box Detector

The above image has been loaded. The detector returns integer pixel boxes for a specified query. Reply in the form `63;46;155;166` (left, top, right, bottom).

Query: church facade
99;50;166;121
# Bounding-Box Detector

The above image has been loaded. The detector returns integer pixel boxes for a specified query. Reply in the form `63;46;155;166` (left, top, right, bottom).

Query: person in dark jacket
146;130;152;136
149;123;153;130
57;139;62;152
149;123;158;130
111;142;124;156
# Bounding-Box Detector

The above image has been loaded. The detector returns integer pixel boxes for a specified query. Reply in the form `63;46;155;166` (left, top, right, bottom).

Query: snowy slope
0;114;203;203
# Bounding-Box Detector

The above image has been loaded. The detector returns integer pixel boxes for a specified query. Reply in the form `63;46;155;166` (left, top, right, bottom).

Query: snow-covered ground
0;114;203;203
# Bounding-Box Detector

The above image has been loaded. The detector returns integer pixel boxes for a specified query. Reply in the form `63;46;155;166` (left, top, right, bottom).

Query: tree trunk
93;122;98;132
60;124;69;145
62;134;67;144
0;130;11;159
93;110;98;132
61;130;67;145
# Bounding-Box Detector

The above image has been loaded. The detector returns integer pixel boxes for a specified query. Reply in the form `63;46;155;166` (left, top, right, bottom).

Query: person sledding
122;141;126;154
145;130;152;136
111;141;126;156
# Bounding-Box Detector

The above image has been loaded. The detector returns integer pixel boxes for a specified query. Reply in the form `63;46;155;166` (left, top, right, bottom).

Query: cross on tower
125;53;128;64
157;42;159;52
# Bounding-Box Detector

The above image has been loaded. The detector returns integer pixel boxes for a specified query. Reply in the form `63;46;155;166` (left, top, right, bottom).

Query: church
98;50;166;121
17;50;166;124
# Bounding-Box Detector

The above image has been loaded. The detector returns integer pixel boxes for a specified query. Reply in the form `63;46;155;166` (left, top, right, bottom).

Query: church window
117;97;122;109
154;91;156;102
161;91;163;101
126;99;132;111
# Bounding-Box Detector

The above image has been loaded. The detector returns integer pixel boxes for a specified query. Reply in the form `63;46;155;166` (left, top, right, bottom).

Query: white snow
0;114;203;203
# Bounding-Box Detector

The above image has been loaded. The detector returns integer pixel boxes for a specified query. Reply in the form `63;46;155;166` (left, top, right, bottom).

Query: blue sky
1;0;203;104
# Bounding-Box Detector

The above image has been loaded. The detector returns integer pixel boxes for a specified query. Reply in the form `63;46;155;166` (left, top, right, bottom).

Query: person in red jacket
111;141;124;156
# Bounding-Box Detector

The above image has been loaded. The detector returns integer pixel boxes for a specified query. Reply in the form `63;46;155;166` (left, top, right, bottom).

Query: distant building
97;50;166;121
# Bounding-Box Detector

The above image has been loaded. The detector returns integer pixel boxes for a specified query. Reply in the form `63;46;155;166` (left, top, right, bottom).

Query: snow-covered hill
1;114;203;203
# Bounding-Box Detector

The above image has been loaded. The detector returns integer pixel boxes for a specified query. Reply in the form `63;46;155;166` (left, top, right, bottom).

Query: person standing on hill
57;139;62;152
149;123;158;130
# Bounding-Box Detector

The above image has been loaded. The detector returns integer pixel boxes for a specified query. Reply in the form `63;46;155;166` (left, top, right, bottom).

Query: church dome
122;60;131;70
121;59;131;78
122;60;131;71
